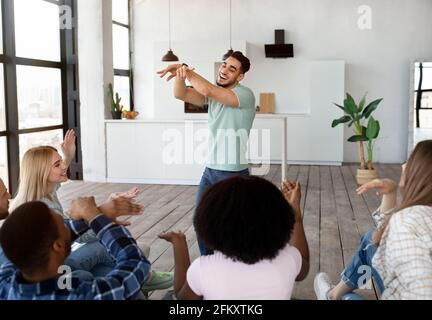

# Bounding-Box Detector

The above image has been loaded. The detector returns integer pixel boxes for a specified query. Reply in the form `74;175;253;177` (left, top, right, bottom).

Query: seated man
0;196;150;300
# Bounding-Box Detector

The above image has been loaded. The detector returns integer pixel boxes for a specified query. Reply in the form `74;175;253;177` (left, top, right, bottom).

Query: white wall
133;0;432;164
78;0;113;181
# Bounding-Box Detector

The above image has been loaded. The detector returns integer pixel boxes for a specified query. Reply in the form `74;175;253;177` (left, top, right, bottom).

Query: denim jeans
65;240;115;277
0;245;9;267
341;229;384;296
2;239;115;278
195;167;250;256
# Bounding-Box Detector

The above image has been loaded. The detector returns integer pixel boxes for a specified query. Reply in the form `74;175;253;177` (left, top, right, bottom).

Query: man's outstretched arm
179;66;239;108
158;64;206;107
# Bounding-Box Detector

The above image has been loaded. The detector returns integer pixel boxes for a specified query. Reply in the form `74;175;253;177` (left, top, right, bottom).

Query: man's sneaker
314;272;333;300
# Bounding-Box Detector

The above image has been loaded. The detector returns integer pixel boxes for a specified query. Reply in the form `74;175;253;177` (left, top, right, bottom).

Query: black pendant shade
162;50;179;62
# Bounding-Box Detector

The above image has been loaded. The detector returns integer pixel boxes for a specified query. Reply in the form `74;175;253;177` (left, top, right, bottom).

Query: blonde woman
10;130;174;291
315;140;432;300
372;140;432;299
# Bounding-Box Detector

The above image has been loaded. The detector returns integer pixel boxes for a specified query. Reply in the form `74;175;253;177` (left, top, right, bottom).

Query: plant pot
111;111;122;120
356;168;379;186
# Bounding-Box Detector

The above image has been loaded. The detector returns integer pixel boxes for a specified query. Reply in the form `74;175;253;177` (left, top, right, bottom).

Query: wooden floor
58;164;401;300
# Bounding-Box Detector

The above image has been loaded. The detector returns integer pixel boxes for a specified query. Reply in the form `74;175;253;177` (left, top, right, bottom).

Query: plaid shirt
0;215;150;300
373;205;432;300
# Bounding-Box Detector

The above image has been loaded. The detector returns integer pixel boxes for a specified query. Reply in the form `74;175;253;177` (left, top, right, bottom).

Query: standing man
158;51;256;255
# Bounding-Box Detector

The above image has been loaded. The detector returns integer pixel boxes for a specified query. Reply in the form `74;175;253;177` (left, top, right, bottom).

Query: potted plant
332;93;383;185
108;83;123;119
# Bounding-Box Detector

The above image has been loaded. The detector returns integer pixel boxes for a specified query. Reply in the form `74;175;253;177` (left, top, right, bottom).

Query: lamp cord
229;0;232;49
168;0;172;50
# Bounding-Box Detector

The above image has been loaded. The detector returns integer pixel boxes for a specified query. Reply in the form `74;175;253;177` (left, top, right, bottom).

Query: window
112;0;133;111
1;0;82;193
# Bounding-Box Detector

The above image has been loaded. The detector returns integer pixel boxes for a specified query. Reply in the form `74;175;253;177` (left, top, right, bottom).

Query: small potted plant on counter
108;83;123;120
331;93;383;185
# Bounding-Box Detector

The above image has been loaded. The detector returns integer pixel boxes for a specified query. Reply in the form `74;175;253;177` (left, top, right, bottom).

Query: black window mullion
2;0;20;194
61;0;82;180
416;63;424;128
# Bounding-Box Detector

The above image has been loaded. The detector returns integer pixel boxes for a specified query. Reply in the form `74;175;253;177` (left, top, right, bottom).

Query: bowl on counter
122;111;139;120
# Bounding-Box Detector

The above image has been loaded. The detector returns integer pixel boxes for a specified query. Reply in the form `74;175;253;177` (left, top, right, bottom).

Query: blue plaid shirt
0;215;150;300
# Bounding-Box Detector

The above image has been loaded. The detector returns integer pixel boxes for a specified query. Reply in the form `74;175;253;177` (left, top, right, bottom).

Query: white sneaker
314;272;333;300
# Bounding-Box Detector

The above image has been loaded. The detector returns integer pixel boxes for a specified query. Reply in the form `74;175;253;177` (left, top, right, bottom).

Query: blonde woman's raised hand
61;129;76;166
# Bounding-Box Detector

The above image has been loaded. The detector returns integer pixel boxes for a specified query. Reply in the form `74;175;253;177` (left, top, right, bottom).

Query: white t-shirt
187;244;302;300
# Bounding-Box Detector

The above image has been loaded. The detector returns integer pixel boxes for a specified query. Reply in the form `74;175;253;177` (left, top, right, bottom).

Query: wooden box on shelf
258;93;275;113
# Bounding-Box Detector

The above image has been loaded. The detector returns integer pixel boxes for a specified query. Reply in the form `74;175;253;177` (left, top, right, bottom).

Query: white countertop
104;113;310;124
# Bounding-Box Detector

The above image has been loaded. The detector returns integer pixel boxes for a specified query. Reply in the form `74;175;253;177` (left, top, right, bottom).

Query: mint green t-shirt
206;84;256;172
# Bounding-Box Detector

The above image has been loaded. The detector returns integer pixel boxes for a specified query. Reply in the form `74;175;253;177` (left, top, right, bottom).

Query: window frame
415;63;432;128
112;0;134;111
0;0;82;194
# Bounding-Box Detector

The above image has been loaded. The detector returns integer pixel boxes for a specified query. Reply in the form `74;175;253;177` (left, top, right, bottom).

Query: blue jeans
195;167;250;256
65;240;115;277
0;245;9;267
341;229;384;297
1;239;114;278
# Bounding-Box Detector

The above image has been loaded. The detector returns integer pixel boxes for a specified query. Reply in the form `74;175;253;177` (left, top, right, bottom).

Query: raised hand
281;180;301;211
158;231;187;245
356;179;397;196
109;187;141;201
61;129;76;166
157;64;182;82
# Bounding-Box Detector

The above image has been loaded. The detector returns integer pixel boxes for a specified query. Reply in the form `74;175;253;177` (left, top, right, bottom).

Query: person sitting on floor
0;197;149;300
314;140;432;300
159;176;310;300
9;130;173;292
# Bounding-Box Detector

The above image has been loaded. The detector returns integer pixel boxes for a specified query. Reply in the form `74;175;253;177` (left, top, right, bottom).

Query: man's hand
68;197;101;223
176;65;195;81
108;187;141;201
157;64;182;82
281;180;302;219
356;179;397;196
98;197;143;226
159;231;187;246
61;129;76;165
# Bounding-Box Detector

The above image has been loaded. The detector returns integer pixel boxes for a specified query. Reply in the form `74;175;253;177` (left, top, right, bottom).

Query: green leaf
362;98;383;119
366;117;380;140
348;135;368;142
344;94;358;115
331;116;352;128
358;94;367;112
334;103;346;113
